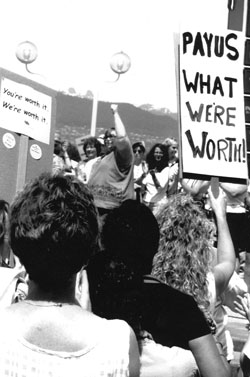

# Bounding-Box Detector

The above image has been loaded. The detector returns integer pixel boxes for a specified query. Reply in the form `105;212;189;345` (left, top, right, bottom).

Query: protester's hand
61;140;69;152
245;193;250;211
234;294;250;322
207;185;227;218
142;161;148;175
169;164;178;180
110;104;118;114
63;171;75;177
149;169;156;175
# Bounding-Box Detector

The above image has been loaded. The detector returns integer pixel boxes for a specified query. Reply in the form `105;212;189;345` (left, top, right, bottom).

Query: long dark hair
146;143;169;172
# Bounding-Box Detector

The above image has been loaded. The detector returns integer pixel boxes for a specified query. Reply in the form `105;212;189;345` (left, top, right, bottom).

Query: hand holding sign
211;177;219;198
208;178;227;219
110;104;118;114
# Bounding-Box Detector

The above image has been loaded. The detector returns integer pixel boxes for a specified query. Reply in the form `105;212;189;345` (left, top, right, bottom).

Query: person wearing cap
132;142;148;202
87;104;134;216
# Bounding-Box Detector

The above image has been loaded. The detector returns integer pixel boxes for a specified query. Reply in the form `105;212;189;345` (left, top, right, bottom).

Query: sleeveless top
88;139;134;210
0;316;131;377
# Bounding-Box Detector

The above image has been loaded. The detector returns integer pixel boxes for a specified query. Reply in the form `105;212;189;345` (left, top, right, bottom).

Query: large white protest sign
0;78;51;144
179;29;248;180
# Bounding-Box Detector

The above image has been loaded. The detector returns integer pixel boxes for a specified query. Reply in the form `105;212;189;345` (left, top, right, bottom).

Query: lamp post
16;41;38;74
14;41;39;193
90;51;131;136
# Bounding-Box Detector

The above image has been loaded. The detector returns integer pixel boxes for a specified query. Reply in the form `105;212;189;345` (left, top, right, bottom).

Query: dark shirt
141;276;210;349
87;255;210;351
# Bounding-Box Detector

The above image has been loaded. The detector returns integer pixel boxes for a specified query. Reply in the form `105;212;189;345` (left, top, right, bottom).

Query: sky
0;0;229;112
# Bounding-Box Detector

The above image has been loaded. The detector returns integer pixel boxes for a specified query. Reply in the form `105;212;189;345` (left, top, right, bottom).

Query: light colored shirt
0;316;131;377
143;166;169;204
77;157;101;184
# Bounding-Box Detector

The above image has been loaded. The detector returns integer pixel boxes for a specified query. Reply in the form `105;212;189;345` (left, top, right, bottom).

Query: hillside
55;92;179;149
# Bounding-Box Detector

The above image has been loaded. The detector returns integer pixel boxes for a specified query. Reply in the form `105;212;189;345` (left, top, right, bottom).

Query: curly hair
9;173;99;291
83;137;102;157
146;143;169;172
152;193;216;330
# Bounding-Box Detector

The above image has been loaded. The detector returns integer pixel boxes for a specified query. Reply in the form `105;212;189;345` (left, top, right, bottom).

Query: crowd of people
0;103;250;376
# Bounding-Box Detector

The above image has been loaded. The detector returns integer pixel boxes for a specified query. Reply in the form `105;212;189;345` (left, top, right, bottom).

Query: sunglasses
105;134;116;140
133;149;143;154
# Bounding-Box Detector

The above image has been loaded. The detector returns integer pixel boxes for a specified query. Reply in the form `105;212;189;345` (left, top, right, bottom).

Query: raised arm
61;141;73;172
219;182;248;197
180;179;210;197
209;186;236;296
111;104;133;172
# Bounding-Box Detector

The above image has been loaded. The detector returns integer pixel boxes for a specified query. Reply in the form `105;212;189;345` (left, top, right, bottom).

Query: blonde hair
152;193;216;330
163;137;178;148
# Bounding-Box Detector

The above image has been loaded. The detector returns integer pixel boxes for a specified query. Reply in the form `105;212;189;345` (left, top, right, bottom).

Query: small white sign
30;144;42;160
2;132;16;149
0;78;52;144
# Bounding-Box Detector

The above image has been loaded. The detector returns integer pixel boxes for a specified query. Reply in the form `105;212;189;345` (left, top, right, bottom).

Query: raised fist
110;104;118;114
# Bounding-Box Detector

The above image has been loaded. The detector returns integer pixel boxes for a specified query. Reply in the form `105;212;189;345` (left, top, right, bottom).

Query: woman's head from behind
9;173;99;291
88;199;159;339
102;199;159;275
152;193;216;312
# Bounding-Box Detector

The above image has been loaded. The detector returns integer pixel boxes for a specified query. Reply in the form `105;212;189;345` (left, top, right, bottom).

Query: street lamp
16;41;38;74
110;51;131;77
90;51;131;136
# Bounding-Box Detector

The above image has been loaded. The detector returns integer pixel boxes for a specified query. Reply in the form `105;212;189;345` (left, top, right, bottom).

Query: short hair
163;137;178;148
83;137;102;157
9;173;99;291
104;127;116;139
102;199;159;274
132;141;146;154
